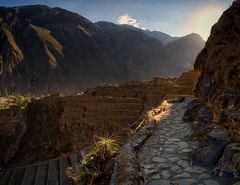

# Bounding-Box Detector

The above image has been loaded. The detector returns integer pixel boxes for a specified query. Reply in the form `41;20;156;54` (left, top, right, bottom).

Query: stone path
138;99;237;185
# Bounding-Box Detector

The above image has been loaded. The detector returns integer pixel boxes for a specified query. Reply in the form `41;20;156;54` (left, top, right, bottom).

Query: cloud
117;13;144;29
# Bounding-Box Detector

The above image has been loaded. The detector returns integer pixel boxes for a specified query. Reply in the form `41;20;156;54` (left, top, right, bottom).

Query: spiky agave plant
93;135;120;160
66;135;120;185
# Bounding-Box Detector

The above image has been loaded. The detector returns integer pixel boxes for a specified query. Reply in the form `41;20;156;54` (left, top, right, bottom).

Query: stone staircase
0;153;81;185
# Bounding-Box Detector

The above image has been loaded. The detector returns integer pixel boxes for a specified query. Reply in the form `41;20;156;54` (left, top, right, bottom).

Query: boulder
214;143;240;178
192;136;228;167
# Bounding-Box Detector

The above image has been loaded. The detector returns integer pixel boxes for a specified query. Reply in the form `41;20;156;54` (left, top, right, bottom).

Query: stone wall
8;94;143;166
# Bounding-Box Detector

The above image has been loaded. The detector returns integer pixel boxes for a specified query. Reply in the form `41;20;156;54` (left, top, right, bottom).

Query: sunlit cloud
117;13;144;29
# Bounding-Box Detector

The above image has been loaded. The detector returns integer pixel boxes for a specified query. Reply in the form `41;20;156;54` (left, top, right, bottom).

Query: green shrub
66;135;120;185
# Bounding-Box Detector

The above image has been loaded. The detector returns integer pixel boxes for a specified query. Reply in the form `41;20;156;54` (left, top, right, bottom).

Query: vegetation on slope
0;95;32;109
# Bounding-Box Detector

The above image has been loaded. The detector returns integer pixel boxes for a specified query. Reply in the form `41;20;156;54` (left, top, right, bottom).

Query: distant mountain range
102;22;180;44
0;5;205;94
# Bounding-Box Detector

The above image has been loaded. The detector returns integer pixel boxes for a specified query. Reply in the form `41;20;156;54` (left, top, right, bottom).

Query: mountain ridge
0;5;205;94
96;21;200;44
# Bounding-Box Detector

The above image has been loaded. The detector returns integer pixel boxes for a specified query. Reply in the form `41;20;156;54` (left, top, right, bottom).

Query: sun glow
192;5;225;40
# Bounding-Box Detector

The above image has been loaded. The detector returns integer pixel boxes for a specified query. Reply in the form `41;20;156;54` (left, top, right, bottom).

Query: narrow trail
138;99;231;185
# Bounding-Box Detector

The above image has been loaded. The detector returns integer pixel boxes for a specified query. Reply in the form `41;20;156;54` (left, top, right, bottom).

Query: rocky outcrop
188;0;240;178
194;0;240;142
0;5;204;94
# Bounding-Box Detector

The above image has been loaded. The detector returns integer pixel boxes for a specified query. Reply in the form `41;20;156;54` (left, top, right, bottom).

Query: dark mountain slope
0;5;117;93
0;5;204;94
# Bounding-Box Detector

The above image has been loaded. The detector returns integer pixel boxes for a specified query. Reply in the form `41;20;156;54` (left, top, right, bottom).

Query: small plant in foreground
66;135;120;185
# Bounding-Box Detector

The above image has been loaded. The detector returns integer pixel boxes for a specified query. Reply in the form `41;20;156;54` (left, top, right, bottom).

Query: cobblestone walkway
138;99;235;185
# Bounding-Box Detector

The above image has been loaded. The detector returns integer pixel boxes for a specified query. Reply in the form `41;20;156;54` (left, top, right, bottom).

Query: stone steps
0;153;81;185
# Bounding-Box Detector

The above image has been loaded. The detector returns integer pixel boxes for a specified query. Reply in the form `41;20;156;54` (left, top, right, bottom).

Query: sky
0;0;235;40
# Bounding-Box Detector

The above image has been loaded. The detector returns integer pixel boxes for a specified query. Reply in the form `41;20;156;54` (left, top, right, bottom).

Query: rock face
194;0;240;142
0;5;204;94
